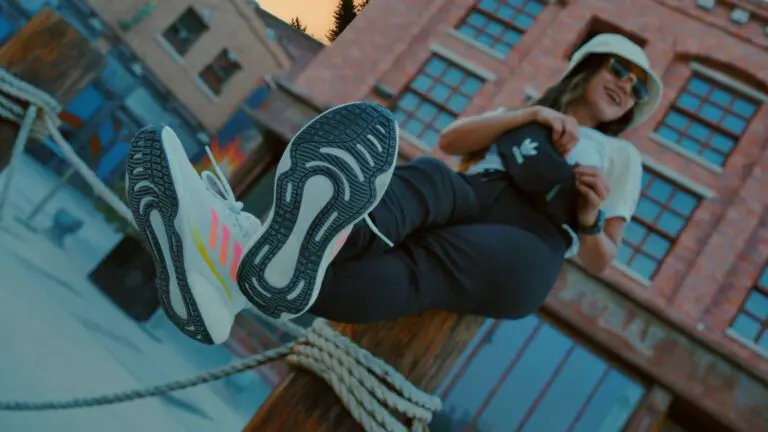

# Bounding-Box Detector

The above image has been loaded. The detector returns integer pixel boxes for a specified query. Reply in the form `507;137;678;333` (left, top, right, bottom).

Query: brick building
235;0;768;430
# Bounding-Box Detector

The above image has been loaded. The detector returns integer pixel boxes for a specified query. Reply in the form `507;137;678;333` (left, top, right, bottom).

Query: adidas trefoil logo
512;138;539;165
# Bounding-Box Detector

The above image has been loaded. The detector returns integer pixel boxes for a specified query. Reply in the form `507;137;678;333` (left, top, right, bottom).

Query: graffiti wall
192;107;265;180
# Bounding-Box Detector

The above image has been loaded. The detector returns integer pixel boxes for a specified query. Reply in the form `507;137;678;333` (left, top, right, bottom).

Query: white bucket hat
564;33;663;129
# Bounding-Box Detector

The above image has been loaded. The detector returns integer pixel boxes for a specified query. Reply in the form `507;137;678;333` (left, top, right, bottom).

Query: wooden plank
0;8;105;170
245;313;486;431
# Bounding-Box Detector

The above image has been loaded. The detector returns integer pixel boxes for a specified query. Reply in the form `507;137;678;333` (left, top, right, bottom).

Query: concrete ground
0;155;274;431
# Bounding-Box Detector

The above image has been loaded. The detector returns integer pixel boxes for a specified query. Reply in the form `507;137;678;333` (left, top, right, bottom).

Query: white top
466;126;644;258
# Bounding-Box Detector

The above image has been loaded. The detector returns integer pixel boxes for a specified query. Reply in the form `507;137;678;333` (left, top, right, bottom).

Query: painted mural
192;107;265;180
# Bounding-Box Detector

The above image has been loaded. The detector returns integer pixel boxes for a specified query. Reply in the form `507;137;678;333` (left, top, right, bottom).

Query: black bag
494;122;579;228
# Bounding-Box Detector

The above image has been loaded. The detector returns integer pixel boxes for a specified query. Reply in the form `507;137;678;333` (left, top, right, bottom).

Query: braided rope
0;69;443;430
0;319;442;431
0;67;136;227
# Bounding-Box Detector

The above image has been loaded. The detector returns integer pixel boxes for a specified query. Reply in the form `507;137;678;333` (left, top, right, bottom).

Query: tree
326;0;357;43
289;16;307;32
356;0;372;14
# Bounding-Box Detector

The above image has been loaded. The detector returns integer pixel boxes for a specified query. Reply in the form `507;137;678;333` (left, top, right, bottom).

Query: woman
126;33;662;345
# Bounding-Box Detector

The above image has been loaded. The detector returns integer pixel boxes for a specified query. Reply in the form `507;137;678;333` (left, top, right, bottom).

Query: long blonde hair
458;54;634;172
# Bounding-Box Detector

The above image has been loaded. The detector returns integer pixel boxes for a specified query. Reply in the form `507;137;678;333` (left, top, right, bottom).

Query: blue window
456;0;545;56
729;266;768;352
656;74;760;167
616;170;700;280
432;316;645;431
393;56;484;148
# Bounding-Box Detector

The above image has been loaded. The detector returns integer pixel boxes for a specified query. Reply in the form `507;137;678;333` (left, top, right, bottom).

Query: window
162;7;209;56
199;49;242;96
432;316;645;431
729;266;768;352
616;170;700;280
656;75;759;167
392;55;484;148
456;0;546;56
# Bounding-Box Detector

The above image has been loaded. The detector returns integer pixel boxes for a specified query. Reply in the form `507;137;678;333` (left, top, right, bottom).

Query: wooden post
245;312;486;431
0;8;105;170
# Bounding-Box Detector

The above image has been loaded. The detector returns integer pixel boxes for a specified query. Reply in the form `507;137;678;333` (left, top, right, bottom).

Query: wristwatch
580;209;605;235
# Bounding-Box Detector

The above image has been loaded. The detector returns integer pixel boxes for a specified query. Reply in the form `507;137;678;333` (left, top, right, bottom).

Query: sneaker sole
126;126;214;345
237;102;399;319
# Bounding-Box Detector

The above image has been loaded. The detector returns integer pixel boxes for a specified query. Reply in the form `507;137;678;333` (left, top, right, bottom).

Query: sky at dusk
258;0;337;43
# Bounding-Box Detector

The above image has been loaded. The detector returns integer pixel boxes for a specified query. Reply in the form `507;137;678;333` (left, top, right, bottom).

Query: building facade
86;0;290;132
235;0;768;430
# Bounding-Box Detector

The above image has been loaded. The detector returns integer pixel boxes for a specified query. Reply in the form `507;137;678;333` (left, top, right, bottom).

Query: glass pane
513;13;534;30
486;20;505;37
460;77;484;95
425;57;448;76
404;118;425;136
676;93;701;111
446;93;471;112
458;24;477;38
744;291;768;321
623;222;646;246
497;5;516;20
680;137;702;154
733;98;757;118
422;129;441;148
709;88;733;107
476;33;494;46
415;102;439;122
443;67;464;86
502;29;522;44
524;1;545;15
635;200;662;222
758;331;768;351
411;75;433;93
657;126;680;143
758;268;768;289
647;179;673;202
430;84;452;103
398;92;420;111
722;114;747;135
572;371;645;432
687;77;710;96
435;112;455;130
467;11;488;28
688;122;710;141
709;133;735;153
519;348;608;432
702;149;725;166
479;0;499;12
479;324;573;430
664;111;688;130
393;109;408;124
700;103;724;123
642;233;671;260
730;314;761;341
631;254;658;279
669;192;697;215
657;211;685;237
442;317;540;420
616;244;633;264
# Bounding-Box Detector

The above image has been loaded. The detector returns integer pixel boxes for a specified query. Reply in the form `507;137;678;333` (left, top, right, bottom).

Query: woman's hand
574;164;610;227
532;106;580;156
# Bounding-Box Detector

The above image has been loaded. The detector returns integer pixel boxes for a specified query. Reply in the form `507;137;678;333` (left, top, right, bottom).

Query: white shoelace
201;146;245;217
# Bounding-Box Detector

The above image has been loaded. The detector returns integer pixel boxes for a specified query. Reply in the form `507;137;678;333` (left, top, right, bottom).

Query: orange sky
258;0;337;43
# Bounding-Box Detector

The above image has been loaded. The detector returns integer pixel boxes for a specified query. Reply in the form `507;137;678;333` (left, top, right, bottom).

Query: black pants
308;157;569;323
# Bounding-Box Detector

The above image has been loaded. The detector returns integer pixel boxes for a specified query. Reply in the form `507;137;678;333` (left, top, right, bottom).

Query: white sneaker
126;126;261;345
237;102;399;320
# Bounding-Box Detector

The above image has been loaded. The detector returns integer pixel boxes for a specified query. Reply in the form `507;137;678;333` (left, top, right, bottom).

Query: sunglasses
608;57;649;103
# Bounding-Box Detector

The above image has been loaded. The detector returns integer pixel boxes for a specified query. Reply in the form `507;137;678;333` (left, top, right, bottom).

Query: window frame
391;54;486;148
454;0;547;56
655;70;762;168
161;7;209;57
198;48;243;96
617;169;702;281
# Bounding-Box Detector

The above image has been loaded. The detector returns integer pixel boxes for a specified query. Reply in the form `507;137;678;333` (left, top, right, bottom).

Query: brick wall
294;0;768;371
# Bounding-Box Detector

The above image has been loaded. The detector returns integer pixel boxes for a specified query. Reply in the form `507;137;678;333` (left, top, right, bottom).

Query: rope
0;67;136;228
0;68;443;430
0;319;442;432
